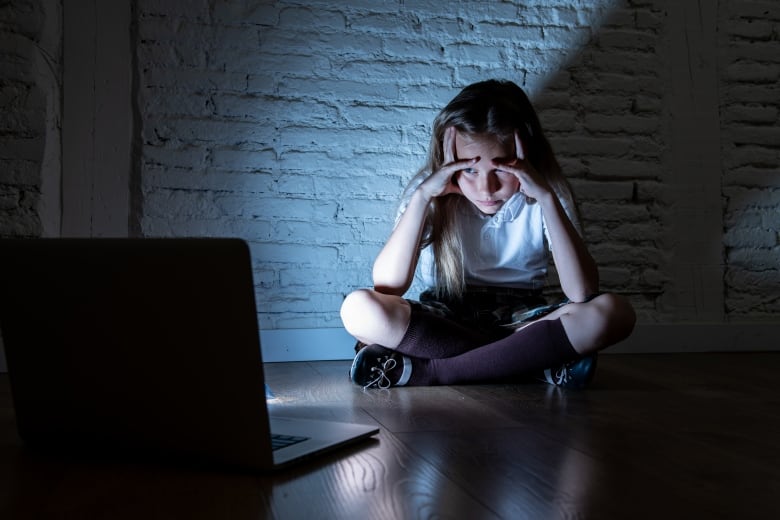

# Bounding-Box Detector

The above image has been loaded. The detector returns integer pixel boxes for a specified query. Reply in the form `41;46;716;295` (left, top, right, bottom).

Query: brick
728;20;775;40
0;158;39;185
248;242;339;266
724;226;778;248
580;201;651;222
599;266;635;286
724;168;780;188
313;175;403;200
588;50;662;75
280;77;401;102
583;113;659;134
279;265;363;288
569;179;634;200
142;68;248;92
541;26;593;49
722;84;779;107
583;157;661;179
590;243;662;266
727;247;779;270
349;11;423;34
723;1;780;20
554;136;634;156
148;167;277;193
336;198;397;222
724;186;780;210
142;216;275;241
724;207;777;229
137;0;210;19
212;2;279;26
381;37;443;61
214;195;339;222
724;62;779;83
725;268;780;290
233;52;331;76
278;7;345;31
573;70;664;95
279;126;400;152
209;149;278;172
339;104;427;127
597;28;658;51
728;125;780;147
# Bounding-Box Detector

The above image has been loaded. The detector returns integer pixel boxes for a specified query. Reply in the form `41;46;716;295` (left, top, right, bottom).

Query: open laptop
0;238;378;470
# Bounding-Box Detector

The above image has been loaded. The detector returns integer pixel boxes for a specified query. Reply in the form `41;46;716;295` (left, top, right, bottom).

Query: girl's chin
472;200;503;214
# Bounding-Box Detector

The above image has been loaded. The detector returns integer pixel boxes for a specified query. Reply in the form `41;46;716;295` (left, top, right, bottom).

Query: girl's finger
514;130;526;161
443;127;456;164
434;157;477;186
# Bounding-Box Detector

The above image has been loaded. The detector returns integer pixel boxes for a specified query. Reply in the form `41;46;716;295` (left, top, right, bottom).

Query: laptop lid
0;238;377;471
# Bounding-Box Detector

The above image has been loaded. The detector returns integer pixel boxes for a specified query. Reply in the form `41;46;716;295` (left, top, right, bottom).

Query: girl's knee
593;293;636;342
340;289;410;344
340;289;375;331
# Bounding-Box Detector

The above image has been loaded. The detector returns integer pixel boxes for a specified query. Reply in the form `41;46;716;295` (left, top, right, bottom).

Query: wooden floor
2;353;779;519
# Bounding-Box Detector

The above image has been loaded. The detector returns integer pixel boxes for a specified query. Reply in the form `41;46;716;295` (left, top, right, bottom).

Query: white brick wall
2;0;779;340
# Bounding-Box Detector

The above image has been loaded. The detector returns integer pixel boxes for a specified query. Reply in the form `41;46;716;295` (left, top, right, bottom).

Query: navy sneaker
350;344;412;389
541;354;597;389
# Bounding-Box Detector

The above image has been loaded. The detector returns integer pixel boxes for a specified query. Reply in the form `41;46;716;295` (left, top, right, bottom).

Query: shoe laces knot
364;356;397;390
552;365;571;385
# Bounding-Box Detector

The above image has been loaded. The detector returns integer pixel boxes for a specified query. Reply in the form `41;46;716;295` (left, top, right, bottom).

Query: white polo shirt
416;188;580;290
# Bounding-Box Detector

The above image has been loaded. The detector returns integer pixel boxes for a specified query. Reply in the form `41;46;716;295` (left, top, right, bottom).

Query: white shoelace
365;357;397;390
544;365;571;386
364;355;413;390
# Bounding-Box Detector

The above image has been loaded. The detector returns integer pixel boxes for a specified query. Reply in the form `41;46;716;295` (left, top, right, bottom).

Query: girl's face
454;132;520;214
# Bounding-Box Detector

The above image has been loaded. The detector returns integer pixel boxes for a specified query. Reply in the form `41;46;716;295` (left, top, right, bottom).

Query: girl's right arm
372;188;434;295
372;127;476;296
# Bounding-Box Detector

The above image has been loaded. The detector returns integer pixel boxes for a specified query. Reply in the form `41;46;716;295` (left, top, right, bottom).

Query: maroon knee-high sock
394;307;499;359
406;318;579;386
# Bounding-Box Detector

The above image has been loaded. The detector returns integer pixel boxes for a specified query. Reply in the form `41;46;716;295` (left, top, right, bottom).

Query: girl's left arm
537;192;599;302
502;131;598;302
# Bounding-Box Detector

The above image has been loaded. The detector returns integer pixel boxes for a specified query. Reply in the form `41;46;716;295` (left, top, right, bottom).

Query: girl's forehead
455;132;513;155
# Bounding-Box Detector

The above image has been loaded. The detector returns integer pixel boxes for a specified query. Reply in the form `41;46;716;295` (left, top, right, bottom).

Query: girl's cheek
497;172;518;187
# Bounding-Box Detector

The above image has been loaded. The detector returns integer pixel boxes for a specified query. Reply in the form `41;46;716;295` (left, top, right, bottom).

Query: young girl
341;79;636;390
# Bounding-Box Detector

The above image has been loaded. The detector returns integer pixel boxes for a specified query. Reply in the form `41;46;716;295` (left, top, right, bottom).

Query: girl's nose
478;172;500;194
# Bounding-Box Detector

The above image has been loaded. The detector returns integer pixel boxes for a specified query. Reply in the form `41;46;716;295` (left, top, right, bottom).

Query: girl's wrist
413;185;435;205
535;189;556;206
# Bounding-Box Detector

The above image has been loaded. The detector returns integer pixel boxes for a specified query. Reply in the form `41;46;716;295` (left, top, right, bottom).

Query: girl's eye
462;168;477;175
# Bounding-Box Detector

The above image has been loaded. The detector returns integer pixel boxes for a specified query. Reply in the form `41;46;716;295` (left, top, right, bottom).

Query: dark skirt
410;285;570;342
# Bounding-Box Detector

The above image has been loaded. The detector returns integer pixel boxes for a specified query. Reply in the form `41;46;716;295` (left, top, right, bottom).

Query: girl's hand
417;127;477;201
496;131;553;202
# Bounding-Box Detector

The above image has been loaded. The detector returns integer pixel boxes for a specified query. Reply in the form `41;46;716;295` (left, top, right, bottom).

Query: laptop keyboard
271;433;310;451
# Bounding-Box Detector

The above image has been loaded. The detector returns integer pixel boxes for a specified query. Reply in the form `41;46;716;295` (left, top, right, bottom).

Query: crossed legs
340;288;636;358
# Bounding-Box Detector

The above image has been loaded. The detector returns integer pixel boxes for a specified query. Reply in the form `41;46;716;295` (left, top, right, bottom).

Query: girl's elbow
567;277;600;303
372;270;410;296
372;275;409;296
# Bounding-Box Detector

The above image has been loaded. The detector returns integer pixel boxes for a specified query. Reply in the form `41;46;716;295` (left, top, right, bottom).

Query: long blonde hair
398;79;571;300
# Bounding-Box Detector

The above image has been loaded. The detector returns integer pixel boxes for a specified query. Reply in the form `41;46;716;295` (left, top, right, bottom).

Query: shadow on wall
539;1;726;324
